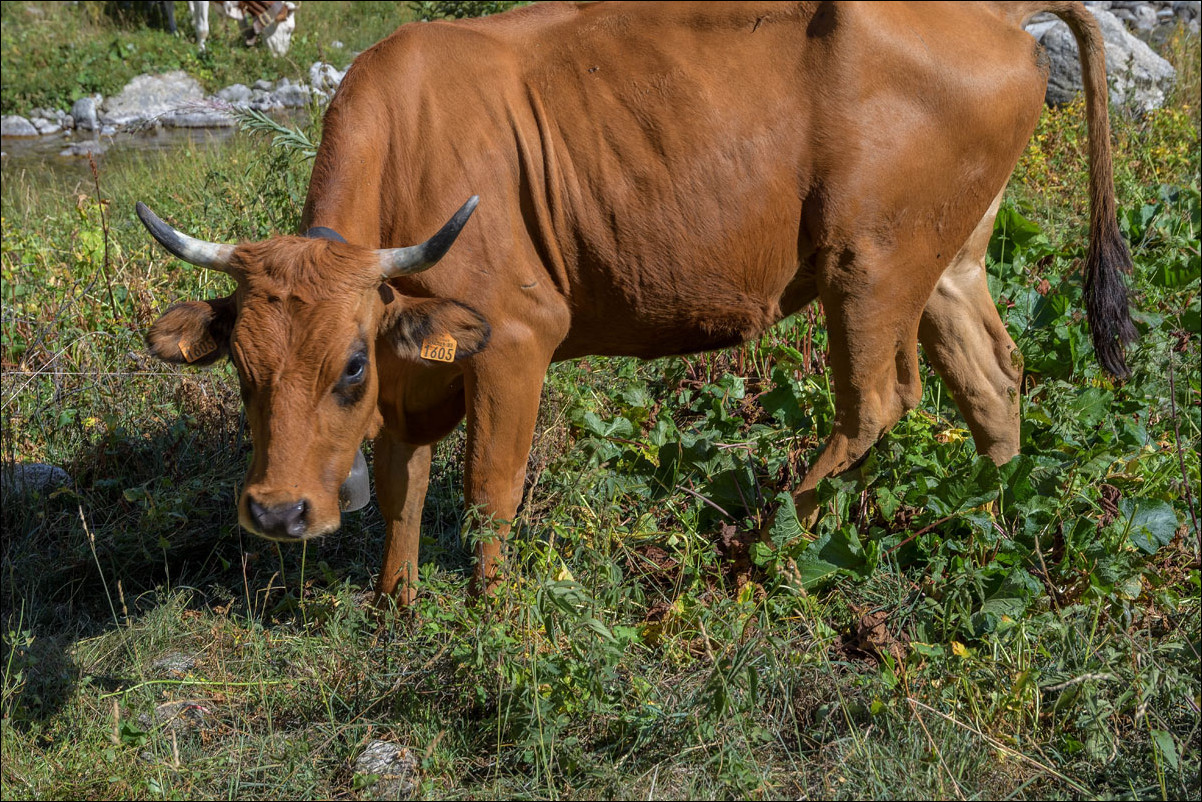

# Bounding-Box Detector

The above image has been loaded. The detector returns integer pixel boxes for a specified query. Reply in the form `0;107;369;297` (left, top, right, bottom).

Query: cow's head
137;198;488;542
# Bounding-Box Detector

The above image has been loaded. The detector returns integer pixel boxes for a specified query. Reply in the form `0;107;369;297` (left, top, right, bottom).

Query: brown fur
147;1;1131;604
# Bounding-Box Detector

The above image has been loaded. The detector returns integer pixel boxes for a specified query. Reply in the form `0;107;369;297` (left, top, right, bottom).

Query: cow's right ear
378;292;491;363
146;297;236;366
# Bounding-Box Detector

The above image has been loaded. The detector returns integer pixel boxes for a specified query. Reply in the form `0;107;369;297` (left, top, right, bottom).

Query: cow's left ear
379;292;491;363
147;296;236;366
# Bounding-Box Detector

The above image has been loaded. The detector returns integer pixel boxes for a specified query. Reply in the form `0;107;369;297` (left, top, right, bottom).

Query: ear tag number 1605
420;334;458;363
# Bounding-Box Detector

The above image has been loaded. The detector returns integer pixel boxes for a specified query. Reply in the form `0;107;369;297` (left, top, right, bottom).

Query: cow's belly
552;248;815;361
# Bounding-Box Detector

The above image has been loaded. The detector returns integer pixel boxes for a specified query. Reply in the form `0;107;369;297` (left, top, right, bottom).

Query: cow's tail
1010;1;1137;378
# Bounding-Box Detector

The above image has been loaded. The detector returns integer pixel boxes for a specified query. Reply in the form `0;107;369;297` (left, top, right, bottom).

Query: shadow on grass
1;405;473;729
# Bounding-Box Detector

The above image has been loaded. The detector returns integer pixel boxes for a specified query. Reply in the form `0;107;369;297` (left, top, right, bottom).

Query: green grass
0;1;415;115
2;10;1200;802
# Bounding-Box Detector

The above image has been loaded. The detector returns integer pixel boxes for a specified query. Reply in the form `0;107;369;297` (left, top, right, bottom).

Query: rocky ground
0;59;346;156
1029;0;1196;111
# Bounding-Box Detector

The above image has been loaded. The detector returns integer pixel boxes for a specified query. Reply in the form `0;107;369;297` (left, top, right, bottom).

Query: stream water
1;124;246;186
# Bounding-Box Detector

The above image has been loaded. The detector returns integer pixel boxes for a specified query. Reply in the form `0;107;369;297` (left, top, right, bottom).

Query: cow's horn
378;196;479;279
136;202;236;272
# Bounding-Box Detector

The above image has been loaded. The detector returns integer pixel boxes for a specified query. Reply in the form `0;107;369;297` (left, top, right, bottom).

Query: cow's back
311;2;1048;359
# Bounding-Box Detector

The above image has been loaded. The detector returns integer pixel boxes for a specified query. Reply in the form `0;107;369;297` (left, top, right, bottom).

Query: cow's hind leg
919;191;1023;463
795;250;933;521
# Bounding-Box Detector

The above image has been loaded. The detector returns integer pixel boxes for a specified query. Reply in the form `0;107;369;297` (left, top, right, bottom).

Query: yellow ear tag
420;333;458;363
178;331;218;363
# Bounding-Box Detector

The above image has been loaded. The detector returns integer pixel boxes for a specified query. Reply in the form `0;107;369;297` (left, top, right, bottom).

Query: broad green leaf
1121;498;1179;554
794;526;868;589
1070;388;1113;429
768;492;804;548
927;457;999;516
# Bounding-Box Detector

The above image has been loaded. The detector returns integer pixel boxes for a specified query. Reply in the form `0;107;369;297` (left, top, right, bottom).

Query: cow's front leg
374;437;434;606
373;362;469;607
462;342;553;596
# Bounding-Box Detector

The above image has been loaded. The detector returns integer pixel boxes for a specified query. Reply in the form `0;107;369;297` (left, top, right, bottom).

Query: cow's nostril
284;500;308;537
248;497;268;527
248;496;309;539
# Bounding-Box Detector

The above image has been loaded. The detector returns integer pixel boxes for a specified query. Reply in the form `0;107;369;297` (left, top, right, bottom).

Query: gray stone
151;652;197;677
248;89;282;111
216;83;253;105
1174;1;1201;32
60;140;107;158
1;463;72;495
308;61;344;94
30;117;62;135
70;95;101;131
354;741;418;800
1130;3;1160;30
1;115;40;138
101;71;204;127
253;79;275;91
273;83;311;108
29;107;63;123
1029;6;1176;113
137;700;212;734
164;109;236;128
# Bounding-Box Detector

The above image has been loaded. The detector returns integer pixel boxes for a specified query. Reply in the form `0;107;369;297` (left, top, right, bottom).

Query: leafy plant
408;1;529;22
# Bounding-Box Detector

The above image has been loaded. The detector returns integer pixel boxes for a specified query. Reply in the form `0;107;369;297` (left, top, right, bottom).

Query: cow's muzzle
247;497;309;540
244;449;370;542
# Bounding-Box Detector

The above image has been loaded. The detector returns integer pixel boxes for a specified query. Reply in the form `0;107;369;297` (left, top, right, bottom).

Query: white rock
100;71;204;127
30;117;62;135
308;61;344;94
354;741;418;800
1028;6;1176;113
273;83;311;108
1;115;40;137
216;83;253;105
165;109;236;127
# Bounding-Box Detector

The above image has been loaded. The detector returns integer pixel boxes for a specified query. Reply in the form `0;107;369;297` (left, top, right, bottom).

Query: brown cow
138;1;1135;604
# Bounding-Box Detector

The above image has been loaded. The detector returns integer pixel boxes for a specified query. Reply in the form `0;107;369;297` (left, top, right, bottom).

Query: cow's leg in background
462;340;556;596
793;250;935;523
374;439;435;606
919;190;1023;464
189;1;210;51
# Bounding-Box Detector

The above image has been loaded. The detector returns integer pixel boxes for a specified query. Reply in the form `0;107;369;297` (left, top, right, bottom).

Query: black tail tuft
1084;228;1137;380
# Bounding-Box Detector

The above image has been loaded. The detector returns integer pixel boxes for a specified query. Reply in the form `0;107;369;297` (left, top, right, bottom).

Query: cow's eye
341;353;368;385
